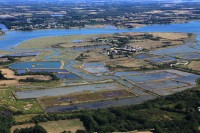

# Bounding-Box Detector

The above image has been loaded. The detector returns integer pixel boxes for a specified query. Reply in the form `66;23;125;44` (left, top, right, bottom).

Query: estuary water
1;21;200;49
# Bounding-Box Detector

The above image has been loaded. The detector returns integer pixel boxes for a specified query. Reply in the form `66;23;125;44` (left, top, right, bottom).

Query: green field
0;88;44;114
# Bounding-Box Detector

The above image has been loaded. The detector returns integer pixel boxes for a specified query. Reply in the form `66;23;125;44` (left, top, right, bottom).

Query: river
1;21;200;49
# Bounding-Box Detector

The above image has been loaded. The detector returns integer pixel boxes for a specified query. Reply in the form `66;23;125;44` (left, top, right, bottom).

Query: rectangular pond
15;69;27;74
136;80;188;91
125;71;178;83
84;67;109;74
175;75;200;85
45;94;156;112
83;62;109;74
135;53;151;59
148;56;176;63
55;73;81;79
28;68;68;73
114;71;141;77
15;82;125;99
84;62;105;67
9;61;61;69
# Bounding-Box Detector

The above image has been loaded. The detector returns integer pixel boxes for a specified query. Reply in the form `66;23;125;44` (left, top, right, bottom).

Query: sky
0;0;199;3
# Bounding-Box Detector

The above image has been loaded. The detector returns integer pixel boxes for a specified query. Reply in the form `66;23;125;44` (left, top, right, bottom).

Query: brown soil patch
0;68;51;86
40;89;134;108
188;61;200;71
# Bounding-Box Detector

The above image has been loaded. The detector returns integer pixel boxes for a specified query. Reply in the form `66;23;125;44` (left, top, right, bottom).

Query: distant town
1;1;200;30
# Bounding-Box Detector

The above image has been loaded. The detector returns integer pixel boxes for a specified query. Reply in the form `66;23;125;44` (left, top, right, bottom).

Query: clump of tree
19;78;48;83
0;56;17;66
13;124;47;133
196;78;200;85
23;88;200;133
0;106;14;133
0;71;14;80
17;72;59;82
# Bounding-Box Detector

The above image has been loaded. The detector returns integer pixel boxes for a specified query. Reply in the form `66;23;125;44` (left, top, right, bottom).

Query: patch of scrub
15;82;124;99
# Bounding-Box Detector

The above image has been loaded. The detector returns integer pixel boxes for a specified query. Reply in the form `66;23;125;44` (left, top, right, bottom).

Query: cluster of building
107;45;143;55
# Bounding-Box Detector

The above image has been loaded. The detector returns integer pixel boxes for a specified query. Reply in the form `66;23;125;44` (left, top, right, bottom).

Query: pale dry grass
188;61;200;71
150;32;188;40
17;34;104;49
11;119;85;133
106;58;153;70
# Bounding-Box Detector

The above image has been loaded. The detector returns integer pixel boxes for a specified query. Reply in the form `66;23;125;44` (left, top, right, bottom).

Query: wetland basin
15;82;126;99
45;94;156;112
83;62;109;74
125;71;178;83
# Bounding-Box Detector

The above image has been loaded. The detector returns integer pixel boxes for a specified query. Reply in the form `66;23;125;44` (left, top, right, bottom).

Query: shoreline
3;20;196;32
0;20;200;51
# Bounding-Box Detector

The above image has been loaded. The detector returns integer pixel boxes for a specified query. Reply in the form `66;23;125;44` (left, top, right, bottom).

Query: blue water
9;61;61;69
125;72;178;83
0;24;8;31
84;62;105;67
55;73;81;79
28;68;68;73
1;21;200;49
151;45;200;55
149;56;176;63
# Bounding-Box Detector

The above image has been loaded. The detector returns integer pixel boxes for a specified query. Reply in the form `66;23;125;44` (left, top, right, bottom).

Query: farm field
11;119;85;133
